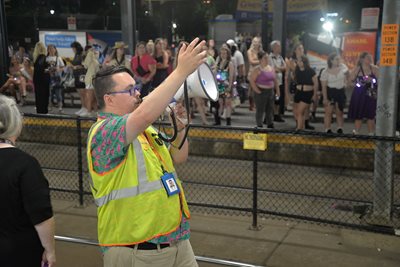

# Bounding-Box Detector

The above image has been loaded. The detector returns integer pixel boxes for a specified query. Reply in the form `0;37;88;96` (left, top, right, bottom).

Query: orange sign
380;46;398;66
381;24;398;45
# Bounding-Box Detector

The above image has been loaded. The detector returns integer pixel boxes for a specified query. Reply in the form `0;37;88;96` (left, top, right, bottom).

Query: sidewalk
53;199;400;267
19;99;375;136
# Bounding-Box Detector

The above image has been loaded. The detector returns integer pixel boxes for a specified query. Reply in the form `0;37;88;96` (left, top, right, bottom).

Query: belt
125;242;170;250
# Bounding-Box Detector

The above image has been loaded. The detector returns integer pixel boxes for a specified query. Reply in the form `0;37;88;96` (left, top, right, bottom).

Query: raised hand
176;38;207;77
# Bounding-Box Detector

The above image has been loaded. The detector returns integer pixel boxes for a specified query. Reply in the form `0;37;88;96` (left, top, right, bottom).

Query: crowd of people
1;33;398;267
0;35;383;134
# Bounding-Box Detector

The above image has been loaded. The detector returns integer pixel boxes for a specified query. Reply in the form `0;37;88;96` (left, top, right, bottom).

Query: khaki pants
103;239;198;267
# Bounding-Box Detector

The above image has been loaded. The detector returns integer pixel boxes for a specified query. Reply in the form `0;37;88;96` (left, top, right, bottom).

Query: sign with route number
380;24;399;66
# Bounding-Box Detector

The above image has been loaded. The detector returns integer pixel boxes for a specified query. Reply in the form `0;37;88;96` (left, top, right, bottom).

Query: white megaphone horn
173;63;219;102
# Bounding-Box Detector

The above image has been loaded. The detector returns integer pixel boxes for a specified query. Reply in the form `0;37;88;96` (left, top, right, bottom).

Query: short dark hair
93;65;134;110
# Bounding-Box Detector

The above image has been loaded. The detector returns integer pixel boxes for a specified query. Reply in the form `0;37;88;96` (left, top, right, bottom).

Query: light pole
0;0;9;86
120;0;137;55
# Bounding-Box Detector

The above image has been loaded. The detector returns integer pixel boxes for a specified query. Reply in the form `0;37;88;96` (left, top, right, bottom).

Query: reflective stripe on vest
90;130;178;207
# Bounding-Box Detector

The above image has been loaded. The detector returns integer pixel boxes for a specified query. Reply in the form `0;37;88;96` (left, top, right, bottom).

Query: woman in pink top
249;51;280;128
131;41;157;98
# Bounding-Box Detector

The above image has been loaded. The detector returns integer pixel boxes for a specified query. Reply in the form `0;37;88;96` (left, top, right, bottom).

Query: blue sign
45;34;76;48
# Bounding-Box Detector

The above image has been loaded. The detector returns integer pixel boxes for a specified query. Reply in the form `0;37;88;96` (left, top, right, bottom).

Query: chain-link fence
19;113;400;233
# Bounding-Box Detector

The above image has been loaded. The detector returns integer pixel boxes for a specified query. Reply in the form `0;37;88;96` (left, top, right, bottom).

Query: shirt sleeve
58;57;65;67
20;156;53;225
131;57;138;74
91;115;130;173
235;51;245;66
147;55;157;65
340;63;349;73
320;69;328;81
310;68;316;77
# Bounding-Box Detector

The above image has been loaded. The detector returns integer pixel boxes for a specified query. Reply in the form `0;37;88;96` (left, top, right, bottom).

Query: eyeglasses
107;84;141;96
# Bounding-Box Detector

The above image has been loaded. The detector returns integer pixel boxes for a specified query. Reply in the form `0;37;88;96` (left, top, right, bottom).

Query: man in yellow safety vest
87;38;206;267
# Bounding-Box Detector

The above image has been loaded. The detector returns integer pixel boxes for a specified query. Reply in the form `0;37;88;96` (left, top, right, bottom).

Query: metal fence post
76;118;84;206
251;149;260;229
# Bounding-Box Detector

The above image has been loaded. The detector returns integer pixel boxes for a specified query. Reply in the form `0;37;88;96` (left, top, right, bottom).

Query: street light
50;9;55;15
172;22;177;29
322;21;334;32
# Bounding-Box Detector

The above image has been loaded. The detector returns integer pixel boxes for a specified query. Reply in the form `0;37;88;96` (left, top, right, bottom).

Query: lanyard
142;132;168;174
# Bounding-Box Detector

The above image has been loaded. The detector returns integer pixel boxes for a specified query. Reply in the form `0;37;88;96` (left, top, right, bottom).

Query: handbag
136;56;150;77
61;69;76;88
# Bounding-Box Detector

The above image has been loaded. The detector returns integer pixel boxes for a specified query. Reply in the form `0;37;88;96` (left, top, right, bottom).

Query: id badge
161;173;181;197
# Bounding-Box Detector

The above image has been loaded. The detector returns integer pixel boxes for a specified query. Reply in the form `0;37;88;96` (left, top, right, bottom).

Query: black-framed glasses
106;84;141;96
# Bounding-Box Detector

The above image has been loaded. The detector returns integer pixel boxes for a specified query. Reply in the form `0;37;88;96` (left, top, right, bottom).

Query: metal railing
55;235;264;267
19;113;400;234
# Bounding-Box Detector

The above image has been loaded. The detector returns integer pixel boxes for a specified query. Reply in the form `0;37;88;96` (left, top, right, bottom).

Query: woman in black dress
33;42;50;114
0;95;56;266
152;38;169;88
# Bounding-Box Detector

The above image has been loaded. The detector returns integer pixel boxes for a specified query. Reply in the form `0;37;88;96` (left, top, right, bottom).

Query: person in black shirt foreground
0;95;56;267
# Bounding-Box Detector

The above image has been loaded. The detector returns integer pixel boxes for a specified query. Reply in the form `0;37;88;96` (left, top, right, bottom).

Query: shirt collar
98;111;121;120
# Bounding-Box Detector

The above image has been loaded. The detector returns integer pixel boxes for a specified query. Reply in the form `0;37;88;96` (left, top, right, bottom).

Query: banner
39;31;87;58
236;0;327;21
342;32;377;69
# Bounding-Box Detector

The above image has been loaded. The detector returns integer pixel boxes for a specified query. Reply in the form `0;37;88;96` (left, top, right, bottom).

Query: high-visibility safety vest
87;119;190;246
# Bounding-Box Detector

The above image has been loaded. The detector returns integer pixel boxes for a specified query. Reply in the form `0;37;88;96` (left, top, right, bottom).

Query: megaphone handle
173;80;191;150
157;108;178;143
180;80;191;148
159;80;191;149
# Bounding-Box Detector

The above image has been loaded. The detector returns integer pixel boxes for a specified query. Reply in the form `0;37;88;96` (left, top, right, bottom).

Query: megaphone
173;63;219;102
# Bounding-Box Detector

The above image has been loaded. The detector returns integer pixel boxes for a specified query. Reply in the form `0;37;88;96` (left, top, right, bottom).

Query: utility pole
261;0;269;51
371;0;400;224
272;0;287;57
120;0;137;54
0;0;9;86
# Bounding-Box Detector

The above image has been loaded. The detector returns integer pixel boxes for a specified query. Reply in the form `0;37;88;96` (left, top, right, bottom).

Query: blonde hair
0;95;23;140
146;40;155;56
250;36;263;53
33;42;47;62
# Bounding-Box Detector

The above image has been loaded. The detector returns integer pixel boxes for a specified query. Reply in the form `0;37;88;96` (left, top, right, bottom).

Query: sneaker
337;128;343;134
274;115;285;122
79;110;91;117
326;129;333;134
75;108;87;115
305;123;315;130
352;129;358;135
267;124;274;129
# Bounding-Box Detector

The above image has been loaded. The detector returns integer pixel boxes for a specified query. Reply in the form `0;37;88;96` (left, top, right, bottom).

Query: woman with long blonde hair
247;36;263;111
33;42;50;113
